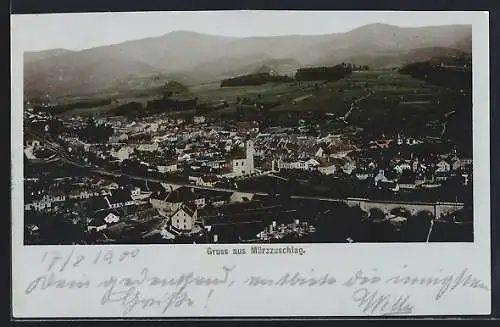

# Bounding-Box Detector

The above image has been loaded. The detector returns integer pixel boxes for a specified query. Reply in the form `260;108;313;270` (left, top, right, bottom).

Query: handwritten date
41;248;140;272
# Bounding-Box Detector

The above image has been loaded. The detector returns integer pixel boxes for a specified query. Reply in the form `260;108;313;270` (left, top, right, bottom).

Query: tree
390;207;411;218
369;208;385;220
399;211;433;242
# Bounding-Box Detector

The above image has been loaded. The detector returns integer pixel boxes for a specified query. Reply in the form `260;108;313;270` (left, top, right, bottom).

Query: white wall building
110;146;134;162
272;158;319;171
232;140;255;176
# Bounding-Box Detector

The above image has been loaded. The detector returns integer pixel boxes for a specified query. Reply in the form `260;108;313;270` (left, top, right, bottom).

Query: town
21;22;475;245
23;92;473;245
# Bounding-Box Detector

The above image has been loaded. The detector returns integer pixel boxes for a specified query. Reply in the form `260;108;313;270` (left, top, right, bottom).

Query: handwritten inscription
25;272;90;294
21;248;490;316
352;288;413;315
98;265;235;315
244;272;336;287
100;283;194;315
41;248;140;272
385;268;489;300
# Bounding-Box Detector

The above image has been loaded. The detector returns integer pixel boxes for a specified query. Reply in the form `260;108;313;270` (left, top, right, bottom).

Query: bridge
345;198;464;219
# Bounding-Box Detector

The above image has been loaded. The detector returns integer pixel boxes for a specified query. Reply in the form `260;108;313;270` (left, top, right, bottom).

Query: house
435;159;451;173
393;161;412;174
105;189;136;209
137;142;159;152
68;189;99;200
374;170;389;186
178;153;192;162
318;162;337;175
230;192;255;203
145;123;159;134
315;147;325;158
24;194;53;212
197;175;219;187
129;187;145;201
110;146;134;162
194;115;206;124
109;133;128;143
368;139;392;149
353;169;373;181
157;162;178;174
87;210;121;232
151;186;205;214
169;202;198;233
49;190;66;203
411;159;421;172
452;158;473;171
396;134;423;146
188;174;202;184
342;160;357;174
209;194;232;207
273;158;320;171
150;187;172;214
103;182;120;191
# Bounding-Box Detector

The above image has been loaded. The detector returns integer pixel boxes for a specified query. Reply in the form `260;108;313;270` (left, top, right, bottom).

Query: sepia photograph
11;10;492;319
21;11;474;246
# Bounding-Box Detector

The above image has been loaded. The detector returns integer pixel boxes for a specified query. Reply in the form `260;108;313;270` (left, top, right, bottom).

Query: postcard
11;10;491;318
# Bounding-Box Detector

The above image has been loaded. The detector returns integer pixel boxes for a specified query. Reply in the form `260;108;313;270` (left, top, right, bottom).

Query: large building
232;140;255;176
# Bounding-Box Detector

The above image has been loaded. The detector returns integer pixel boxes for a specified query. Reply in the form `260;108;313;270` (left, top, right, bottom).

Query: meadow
59;70;460;125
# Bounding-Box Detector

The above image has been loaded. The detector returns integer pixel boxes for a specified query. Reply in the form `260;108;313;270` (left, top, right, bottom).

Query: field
57;70;460;124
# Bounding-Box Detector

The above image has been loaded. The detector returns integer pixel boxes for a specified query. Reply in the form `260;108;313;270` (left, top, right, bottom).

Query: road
342;90;373;121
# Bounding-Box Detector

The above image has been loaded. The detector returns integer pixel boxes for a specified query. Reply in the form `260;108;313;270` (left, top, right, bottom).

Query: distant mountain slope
24;23;472;100
319;46;471;69
24;48;158;99
24;49;74;64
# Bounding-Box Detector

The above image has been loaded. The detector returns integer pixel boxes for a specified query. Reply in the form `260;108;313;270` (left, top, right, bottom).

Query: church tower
245;140;255;173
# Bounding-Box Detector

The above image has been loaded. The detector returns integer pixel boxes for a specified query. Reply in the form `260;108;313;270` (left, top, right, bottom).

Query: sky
12;11;479;52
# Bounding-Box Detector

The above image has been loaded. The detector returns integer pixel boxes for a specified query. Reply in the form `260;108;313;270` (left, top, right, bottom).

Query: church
231;140;255;176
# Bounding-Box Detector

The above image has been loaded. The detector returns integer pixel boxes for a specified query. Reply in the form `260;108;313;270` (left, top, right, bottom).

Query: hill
24;48;74;64
320;46;471;69
24;23;472;100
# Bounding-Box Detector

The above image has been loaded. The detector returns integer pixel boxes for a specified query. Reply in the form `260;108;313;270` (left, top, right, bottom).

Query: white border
11;11;491;318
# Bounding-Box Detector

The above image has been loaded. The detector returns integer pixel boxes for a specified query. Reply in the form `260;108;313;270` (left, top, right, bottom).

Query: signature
351;287;414;316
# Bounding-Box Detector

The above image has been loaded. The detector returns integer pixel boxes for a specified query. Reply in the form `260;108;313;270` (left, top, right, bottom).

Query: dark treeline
77;117;113;143
109;101;143;117
220;63;356;87
34;98;112;115
295;63;353;81
157;81;190;98
111;97;200;117
399;61;472;90
146;97;198;113
221;72;294;87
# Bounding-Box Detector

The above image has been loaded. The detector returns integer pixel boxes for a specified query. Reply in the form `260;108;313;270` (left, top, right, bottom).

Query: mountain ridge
24;23;472;100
